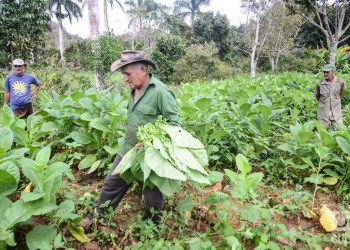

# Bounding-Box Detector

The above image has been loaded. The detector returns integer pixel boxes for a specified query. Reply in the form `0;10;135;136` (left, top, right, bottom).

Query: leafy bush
277;48;325;73
174;43;235;83
151;34;187;84
65;34;123;73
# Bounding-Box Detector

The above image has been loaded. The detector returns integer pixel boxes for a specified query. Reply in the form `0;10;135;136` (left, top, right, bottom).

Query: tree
48;0;82;61
0;0;50;66
125;0;165;48
174;0;211;26
103;0;124;33
296;7;350;49
241;0;274;77
192;11;231;60
285;0;350;64
87;0;103;89
261;1;301;72
151;34;187;83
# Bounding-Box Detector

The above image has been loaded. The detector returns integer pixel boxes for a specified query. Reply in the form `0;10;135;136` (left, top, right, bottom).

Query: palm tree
174;0;210;25
103;0;124;33
125;0;165;47
87;0;103;89
48;0;82;60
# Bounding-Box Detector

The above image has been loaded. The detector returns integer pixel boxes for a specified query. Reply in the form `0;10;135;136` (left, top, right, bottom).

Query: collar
321;76;338;85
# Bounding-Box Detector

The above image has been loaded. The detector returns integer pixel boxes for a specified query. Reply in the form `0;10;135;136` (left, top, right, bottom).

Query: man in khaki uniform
314;64;346;130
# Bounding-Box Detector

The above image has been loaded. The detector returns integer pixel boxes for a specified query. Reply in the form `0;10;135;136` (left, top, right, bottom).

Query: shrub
151;34;187;84
277;48;325;73
173;43;235;83
65;34;123;73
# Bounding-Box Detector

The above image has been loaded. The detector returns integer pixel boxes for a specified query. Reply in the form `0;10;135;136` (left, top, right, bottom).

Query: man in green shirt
82;50;180;228
314;64;346;130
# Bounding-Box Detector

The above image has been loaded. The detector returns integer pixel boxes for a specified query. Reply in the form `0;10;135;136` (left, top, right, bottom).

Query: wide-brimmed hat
321;64;336;72
11;58;26;66
111;50;157;72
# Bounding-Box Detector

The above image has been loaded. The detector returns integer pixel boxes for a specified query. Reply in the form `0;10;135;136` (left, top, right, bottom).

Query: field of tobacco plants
1;72;350;249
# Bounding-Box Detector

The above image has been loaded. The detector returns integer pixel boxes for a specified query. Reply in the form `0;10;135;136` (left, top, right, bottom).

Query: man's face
324;70;335;82
13;65;25;75
121;64;147;90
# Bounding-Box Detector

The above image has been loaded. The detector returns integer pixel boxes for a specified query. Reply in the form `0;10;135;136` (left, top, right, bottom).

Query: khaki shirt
117;75;180;157
314;77;346;121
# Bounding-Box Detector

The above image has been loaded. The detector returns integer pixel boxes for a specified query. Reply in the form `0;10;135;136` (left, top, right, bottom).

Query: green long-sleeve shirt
117;75;180;157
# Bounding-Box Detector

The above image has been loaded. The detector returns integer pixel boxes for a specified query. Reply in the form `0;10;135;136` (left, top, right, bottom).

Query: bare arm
31;84;41;97
4;90;10;104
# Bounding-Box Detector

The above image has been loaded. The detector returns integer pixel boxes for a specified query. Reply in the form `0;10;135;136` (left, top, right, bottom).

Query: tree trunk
87;0;104;90
269;56;275;72
250;18;261;78
58;16;65;61
329;39;338;65
103;0;109;33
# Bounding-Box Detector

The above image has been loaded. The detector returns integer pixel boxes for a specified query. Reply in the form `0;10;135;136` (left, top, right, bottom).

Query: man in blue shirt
3;59;41;118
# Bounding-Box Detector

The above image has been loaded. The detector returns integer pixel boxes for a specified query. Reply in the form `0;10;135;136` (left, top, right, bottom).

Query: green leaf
1;199;56;229
79;98;94;110
0;196;12;222
67;222;90;243
78;154;97;170
173;146;207;175
80;112;95;121
89;118;109;132
336;136;350;155
208;130;228;142
145;147;186;181
26;225;56;250
0;126;13;151
186;169;210;184
194;98;212;112
46;162;70;180
149;172;181;196
88;160;101;174
103;145;118;155
22;159;44;192
205;192;228;204
323;177;338;185
240;205;260;223
54;200;78;220
323;169;339;178
208;171;224;185
246;172;264;190
304;173;324;185
35;146;51;166
301;157;314;168
189;148;209;168
235;154;251;175
164;126;205;149
176;198;196;212
0;161;20;184
224;169;238;183
70;131;93;145
21;192;46;202
113;148;135;175
0;169;17;196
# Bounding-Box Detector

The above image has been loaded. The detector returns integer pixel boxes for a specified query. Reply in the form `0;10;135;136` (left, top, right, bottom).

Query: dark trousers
95;155;163;222
13;102;33;118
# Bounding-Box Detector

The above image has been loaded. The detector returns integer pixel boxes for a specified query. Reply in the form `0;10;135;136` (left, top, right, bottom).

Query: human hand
135;143;143;151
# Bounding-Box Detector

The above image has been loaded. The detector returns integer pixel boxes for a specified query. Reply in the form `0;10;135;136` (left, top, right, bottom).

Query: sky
62;0;245;38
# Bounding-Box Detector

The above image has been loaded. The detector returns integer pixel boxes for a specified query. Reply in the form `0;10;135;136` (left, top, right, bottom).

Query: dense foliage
0;0;50;67
1;72;350;249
